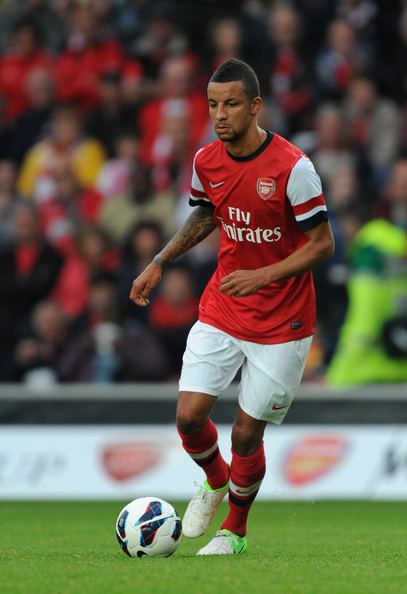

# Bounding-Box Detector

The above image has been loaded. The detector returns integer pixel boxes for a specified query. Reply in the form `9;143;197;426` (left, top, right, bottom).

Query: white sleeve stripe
190;194;211;203
291;191;323;206
295;205;328;221
191;158;205;192
287;156;323;206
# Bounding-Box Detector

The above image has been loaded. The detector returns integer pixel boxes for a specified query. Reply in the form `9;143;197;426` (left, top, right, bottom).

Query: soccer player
130;58;334;555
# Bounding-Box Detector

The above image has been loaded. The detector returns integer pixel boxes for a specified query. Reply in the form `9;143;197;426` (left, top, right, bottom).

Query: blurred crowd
0;0;406;385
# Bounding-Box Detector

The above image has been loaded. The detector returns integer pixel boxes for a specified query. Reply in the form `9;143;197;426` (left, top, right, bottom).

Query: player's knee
176;410;206;435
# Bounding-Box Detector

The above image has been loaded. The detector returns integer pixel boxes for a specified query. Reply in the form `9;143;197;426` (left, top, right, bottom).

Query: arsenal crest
283;435;348;486
257;178;276;200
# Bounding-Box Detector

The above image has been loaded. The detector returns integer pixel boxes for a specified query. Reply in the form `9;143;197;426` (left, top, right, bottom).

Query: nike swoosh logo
210;181;225;188
272;404;289;411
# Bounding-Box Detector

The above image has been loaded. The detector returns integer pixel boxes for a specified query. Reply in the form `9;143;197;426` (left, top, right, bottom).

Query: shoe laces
189;482;207;507
216;530;238;546
188;481;224;518
209;531;235;553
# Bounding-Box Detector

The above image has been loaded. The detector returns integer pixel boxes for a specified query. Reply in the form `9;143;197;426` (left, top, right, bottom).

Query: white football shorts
179;321;312;424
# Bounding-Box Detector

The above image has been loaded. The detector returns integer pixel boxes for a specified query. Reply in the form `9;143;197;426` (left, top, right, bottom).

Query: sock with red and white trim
177;419;230;490
221;443;266;537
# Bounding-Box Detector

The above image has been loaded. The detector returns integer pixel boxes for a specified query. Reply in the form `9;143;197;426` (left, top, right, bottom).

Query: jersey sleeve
286;156;328;231
189;151;213;208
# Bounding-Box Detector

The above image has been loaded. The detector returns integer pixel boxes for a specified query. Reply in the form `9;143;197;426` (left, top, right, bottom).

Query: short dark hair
209;58;260;100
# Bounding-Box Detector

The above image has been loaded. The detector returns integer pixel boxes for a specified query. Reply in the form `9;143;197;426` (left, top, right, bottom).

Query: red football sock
221;443;266;537
177;419;230;490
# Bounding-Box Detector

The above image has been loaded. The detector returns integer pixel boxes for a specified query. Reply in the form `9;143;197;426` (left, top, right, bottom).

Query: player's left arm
220;221;334;297
220;156;334;297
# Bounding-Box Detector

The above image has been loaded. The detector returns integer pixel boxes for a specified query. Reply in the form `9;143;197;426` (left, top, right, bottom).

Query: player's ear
250;96;263;116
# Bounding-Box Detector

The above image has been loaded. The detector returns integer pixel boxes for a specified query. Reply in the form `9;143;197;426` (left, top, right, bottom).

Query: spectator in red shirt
138;56;208;167
52;223;118;320
151;110;192;193
261;5;314;135
55;3;141;112
39;164;103;256
0;16;53;123
148;266;199;374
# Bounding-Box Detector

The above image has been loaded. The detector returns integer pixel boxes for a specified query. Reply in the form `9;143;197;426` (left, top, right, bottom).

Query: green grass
0;501;406;594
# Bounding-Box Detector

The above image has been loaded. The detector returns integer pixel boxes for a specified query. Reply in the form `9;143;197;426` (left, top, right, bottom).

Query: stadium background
0;0;406;503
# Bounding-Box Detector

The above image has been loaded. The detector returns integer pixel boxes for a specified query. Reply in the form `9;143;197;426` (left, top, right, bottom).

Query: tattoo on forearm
157;207;216;264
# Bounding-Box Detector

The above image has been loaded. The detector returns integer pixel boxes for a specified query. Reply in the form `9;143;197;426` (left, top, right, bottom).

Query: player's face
207;81;260;143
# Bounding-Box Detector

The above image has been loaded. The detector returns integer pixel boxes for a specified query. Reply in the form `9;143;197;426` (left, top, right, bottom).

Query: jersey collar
225;130;274;162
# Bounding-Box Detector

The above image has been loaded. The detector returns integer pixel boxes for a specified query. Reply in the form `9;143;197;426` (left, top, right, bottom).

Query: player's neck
224;126;267;158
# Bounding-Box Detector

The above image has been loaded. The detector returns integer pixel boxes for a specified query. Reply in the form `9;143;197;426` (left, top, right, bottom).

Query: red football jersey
189;131;328;344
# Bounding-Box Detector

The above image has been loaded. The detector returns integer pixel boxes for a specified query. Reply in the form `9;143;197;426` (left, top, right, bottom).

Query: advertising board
0;425;406;500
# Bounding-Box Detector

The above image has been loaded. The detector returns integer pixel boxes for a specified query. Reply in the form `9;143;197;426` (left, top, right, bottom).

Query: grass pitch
0;501;406;594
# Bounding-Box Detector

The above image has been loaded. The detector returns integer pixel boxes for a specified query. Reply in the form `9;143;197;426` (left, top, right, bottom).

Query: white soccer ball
115;497;182;558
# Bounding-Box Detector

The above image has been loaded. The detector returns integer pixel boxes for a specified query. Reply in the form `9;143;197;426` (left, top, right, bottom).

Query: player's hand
220;268;271;297
129;261;162;307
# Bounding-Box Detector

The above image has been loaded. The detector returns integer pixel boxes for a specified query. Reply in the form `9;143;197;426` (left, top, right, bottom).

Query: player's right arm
129;205;216;306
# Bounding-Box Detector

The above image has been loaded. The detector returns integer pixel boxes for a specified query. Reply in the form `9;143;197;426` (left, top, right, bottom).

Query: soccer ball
115;497;182;558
